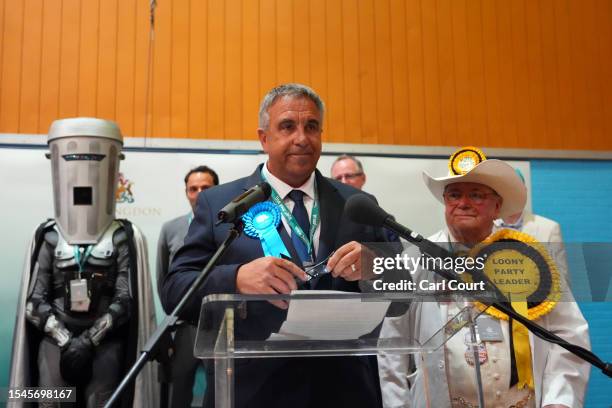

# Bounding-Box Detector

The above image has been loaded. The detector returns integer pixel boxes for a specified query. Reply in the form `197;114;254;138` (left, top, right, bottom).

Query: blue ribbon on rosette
242;201;290;258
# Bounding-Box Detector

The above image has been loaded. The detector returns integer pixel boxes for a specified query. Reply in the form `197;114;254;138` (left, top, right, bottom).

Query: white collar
445;228;458;243
262;161;316;200
445;227;495;250
494;213;525;229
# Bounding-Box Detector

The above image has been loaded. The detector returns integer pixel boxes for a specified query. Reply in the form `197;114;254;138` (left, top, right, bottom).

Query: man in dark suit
156;165;218;408
162;83;390;408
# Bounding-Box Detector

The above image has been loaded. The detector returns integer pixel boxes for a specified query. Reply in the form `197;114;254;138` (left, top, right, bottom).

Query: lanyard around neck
73;245;93;278
261;171;320;257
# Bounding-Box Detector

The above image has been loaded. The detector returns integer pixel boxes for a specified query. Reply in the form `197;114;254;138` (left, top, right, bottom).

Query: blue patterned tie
288;189;311;263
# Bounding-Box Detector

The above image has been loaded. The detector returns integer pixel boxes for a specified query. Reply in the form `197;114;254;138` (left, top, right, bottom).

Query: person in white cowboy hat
423;147;528;245
378;147;590;408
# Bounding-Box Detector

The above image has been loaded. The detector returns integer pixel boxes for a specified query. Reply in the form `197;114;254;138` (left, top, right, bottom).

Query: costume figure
9;118;158;407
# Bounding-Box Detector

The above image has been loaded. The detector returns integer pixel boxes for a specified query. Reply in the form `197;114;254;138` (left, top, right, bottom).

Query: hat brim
423;159;527;218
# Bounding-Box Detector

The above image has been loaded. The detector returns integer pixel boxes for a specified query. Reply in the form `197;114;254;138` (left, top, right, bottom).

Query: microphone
345;194;455;280
346;194;511;298
217;182;272;224
344;194;611;375
345;194;427;241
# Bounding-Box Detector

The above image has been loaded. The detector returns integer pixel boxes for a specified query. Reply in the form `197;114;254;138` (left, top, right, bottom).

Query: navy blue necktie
288;189;311;264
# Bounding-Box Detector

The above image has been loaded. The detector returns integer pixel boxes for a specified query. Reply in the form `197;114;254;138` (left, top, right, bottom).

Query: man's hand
236;257;308;309
59;332;94;385
326;241;376;281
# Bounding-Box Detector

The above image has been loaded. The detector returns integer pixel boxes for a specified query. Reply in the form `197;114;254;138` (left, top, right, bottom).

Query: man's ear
494;197;503;217
257;128;268;153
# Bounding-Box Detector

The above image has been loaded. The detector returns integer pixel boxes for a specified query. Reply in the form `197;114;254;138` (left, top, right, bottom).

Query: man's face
331;158;366;190
444;182;502;235
186;172;215;211
258;96;322;187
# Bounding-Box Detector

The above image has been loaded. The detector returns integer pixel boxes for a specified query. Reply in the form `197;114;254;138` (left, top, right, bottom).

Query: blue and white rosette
242;202;290;258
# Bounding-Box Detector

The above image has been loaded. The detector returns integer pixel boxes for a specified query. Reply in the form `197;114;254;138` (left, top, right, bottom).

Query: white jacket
378;230;591;408
494;213;569;283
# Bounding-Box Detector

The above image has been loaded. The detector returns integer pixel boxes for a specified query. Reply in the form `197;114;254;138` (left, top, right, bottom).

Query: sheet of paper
269;290;390;341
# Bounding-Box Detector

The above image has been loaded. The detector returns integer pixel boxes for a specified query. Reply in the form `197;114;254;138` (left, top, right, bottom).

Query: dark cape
8;219;159;408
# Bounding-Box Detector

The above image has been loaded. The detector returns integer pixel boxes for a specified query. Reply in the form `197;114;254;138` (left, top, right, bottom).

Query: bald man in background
331;154;367;190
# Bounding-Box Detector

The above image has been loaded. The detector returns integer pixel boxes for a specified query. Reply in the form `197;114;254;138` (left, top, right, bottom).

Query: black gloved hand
60;332;94;385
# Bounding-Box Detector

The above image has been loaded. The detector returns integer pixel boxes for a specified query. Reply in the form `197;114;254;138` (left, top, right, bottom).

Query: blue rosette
242;202;290;258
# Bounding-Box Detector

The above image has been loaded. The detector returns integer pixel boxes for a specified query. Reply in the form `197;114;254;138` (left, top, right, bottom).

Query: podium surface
194;292;483;407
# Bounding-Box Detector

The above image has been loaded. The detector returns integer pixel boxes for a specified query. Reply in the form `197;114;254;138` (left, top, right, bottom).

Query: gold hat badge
448;146;487;175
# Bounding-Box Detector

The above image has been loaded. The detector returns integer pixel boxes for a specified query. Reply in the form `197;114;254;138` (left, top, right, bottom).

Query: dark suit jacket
162;165;390;408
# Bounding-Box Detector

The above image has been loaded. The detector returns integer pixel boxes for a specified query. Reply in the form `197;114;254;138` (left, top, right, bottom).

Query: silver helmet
47;118;123;245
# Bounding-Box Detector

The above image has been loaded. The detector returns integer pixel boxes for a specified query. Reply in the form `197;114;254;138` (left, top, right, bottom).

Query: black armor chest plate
51;223;120;323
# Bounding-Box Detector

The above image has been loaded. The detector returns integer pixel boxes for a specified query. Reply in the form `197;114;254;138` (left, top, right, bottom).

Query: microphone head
345;194;390;227
217;181;273;224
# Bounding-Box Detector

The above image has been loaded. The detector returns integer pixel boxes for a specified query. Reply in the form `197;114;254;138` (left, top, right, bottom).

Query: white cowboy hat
423;158;527;218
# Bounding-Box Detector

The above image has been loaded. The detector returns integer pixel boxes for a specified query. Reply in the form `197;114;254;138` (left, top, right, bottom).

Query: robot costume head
47;117;123;245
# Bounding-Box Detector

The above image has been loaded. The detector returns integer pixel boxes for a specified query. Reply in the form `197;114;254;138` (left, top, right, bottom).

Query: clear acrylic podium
194;292;484;408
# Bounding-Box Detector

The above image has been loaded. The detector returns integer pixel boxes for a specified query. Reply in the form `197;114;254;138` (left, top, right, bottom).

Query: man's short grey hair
258;83;325;129
332;154;364;172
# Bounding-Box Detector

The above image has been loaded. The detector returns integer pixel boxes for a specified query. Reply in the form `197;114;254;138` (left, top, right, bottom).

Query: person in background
331;154;367;190
156;165;219;408
378;147;590;408
332;154;398;244
494;168;569;282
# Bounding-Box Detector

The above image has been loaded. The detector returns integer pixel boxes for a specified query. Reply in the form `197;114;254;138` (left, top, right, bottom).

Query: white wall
0;146;530;316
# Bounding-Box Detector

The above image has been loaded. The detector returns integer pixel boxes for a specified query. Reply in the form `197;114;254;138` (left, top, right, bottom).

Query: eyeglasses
334;172;363;181
303;252;335;280
443;190;499;205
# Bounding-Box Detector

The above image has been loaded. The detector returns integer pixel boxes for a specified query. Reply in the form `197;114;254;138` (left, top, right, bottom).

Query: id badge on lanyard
70;246;93;312
70;278;90;312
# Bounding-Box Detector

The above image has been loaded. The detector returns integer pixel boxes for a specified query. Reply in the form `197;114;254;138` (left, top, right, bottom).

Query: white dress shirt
262;163;321;256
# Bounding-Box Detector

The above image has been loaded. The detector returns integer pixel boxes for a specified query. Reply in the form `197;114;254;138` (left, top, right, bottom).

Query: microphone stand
104;223;243;408
387;218;612;379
